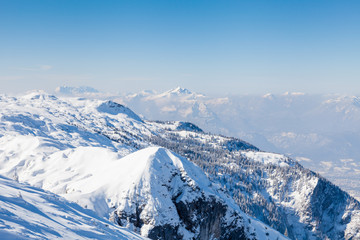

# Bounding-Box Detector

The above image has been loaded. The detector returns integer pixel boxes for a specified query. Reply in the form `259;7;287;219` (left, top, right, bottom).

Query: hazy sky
1;0;359;95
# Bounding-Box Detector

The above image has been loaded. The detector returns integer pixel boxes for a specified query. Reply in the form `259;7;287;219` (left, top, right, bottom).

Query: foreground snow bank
0;175;146;240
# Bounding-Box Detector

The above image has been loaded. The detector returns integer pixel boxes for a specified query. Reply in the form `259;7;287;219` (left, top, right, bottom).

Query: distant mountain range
115;87;360;200
0;90;360;239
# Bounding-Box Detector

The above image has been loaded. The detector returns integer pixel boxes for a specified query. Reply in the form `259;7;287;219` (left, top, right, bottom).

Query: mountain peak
97;100;143;122
167;86;192;95
263;93;275;100
55;86;99;95
110;147;286;240
282;91;306;96
22;90;58;101
352;96;360;107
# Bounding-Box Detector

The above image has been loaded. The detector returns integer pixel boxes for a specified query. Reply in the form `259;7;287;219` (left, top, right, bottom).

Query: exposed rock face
144;196;248;240
110;147;250;240
310;178;360;240
148;225;181;240
116;193;248;240
174;196;247;240
175;197;225;238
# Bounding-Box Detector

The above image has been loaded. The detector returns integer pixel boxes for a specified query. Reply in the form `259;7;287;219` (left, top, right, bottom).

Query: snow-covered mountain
149;123;360;240
118;88;360;200
54;86;116;99
55;86;100;95
0;175;146;239
1;91;360;239
109;147;284;240
0;92;285;239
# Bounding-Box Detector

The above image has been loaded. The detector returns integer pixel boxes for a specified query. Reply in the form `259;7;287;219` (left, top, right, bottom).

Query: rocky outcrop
115;191;248;240
174;196;247;240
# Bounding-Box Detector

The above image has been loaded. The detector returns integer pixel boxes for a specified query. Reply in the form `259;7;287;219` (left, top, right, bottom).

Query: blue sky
0;0;359;95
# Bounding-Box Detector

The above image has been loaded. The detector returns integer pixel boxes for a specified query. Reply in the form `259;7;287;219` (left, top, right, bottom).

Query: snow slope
0;137;286;239
241;151;294;168
0;175;146;240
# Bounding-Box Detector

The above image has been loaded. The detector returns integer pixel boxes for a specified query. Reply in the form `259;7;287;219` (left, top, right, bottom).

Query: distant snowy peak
55;86;100;95
97;100;143;122
127;90;157;98
353;97;360;108
282;91;306;96
168;86;192;95
22;90;58;101
120;87;220;123
262;93;275;100
261;92;309;102
263;92;306;98
123;87;209;103
322;95;360;112
156;87;205;99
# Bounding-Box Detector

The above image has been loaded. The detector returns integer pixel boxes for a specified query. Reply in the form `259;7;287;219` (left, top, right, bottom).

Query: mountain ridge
1;91;360;239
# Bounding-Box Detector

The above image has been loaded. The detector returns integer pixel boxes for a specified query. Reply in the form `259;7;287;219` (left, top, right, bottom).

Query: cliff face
147;196;247;240
309;178;360;239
